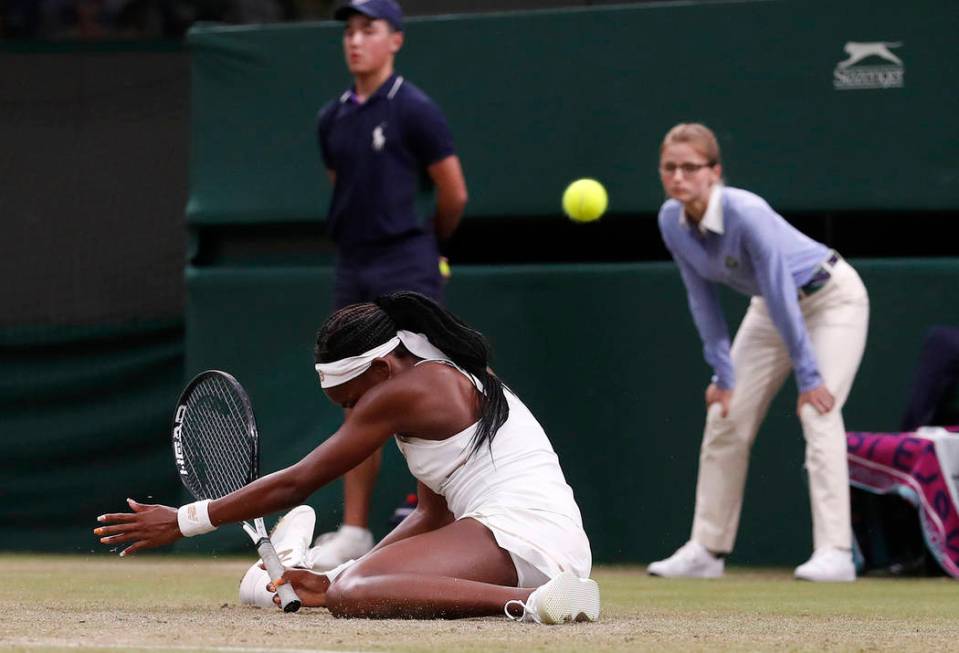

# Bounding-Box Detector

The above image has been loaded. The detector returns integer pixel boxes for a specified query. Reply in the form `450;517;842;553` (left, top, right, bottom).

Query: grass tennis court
2;554;956;652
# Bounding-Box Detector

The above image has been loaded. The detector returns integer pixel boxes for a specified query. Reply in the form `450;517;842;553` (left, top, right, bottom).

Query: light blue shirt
658;186;831;392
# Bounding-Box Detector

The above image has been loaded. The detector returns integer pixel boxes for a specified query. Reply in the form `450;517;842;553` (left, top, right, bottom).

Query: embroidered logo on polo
372;123;386;151
724;256;739;269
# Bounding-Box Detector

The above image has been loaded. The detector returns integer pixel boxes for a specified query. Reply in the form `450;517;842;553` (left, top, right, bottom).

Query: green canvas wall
183;260;959;564
0;322;184;552
187;0;959;225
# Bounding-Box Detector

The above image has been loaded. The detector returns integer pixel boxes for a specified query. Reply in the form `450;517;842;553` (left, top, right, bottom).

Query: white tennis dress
394;361;592;586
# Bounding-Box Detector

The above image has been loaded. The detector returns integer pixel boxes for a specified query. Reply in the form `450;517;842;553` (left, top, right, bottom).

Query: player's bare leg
325;517;597;621
281;517;524;617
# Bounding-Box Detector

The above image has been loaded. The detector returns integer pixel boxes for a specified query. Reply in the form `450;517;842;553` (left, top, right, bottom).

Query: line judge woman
648;123;869;582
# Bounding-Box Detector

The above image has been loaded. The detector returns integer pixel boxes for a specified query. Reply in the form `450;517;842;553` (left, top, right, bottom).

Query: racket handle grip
257;538;302;613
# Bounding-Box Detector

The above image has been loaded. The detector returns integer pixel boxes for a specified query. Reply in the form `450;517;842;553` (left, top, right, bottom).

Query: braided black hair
315;291;509;455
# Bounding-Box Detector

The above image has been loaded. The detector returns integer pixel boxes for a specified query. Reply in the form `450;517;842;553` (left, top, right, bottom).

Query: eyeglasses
659;162;715;176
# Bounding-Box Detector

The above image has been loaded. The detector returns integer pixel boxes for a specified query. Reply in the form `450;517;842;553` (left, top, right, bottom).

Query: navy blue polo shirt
317;74;455;249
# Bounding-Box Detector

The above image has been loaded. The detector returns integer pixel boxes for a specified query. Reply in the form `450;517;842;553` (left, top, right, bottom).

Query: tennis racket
172;370;301;612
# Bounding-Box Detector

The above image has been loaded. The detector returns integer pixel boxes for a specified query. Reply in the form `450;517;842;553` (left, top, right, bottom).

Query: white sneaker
307;524;373;570
794;547;856;582
505;571;600;624
239;505;315;607
269;505;316;568
647;541;724;578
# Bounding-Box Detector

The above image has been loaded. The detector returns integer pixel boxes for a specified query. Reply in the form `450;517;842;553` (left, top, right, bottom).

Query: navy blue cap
334;0;404;32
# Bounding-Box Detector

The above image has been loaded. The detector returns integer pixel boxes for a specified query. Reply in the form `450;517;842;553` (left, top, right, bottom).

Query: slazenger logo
833;41;904;90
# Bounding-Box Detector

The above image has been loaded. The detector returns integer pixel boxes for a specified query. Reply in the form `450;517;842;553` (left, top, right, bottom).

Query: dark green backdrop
0;322;183;552
5;1;958;561
177;1;959;564
182;260;959;564
187;0;958;225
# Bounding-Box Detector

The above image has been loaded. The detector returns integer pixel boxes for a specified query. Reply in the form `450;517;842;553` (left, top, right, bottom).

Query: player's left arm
368;481;454;554
428;155;467;241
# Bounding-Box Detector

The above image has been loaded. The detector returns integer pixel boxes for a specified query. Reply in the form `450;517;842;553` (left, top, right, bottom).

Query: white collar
681;184;724;235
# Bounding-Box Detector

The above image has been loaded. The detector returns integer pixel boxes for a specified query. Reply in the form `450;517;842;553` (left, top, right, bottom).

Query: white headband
314;330;450;388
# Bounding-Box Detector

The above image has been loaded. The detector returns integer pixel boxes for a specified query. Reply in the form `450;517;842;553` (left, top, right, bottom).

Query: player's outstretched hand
94;498;181;557
268;568;331;608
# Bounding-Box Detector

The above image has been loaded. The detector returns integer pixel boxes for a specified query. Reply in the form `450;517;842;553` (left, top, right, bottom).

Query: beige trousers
690;259;869;554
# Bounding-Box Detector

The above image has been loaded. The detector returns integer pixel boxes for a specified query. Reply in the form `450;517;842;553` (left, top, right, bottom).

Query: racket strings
200;382;254;483
186;408;251;495
190;400;250;494
179;376;257;500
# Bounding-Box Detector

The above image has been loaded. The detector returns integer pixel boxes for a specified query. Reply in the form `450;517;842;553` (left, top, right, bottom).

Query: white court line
2;640;370;653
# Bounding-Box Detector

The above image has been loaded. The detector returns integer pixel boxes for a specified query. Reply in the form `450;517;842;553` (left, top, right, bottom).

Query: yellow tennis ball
562;178;608;223
438;256;451;279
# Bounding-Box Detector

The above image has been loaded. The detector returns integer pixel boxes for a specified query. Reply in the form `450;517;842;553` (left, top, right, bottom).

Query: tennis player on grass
648;123;869;582
95;291;599;623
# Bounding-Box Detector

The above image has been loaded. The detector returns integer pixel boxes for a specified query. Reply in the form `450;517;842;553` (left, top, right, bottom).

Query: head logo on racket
173;405;188;475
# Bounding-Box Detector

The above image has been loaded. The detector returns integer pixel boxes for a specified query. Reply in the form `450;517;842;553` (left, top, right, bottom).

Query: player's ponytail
314;292;509;456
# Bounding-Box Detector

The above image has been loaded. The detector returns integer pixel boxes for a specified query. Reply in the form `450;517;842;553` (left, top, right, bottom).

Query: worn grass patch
1;554;956;652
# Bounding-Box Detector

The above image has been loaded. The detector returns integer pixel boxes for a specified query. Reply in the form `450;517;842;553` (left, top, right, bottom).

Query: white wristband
177;500;217;537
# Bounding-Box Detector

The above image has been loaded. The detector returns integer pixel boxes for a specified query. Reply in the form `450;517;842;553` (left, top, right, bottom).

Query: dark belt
798;251;841;299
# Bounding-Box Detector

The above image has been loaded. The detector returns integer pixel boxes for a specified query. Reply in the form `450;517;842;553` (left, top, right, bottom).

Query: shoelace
504;599;529;622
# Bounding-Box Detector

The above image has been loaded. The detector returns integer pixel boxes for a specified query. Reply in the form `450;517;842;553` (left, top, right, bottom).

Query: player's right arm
94;400;402;554
95;368;466;553
93;429;393;554
253;359;481;518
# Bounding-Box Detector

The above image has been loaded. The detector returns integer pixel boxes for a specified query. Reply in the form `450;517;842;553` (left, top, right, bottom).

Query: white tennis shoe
239;505;315;608
269;505;316;568
647;540;724;578
308;525;373;571
794;547;856;582
505;571;600;624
